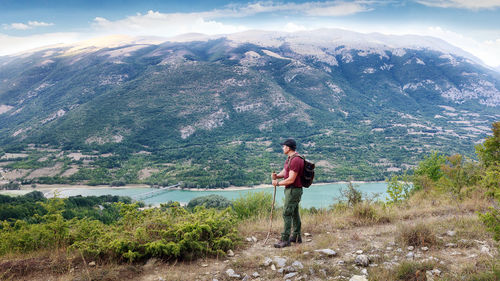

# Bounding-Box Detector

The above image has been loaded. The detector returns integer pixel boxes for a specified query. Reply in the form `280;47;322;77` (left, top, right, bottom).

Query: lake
54;182;388;208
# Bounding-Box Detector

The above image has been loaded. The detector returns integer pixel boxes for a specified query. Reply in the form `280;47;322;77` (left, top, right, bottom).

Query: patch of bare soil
0;169;30;180
26;163;64;179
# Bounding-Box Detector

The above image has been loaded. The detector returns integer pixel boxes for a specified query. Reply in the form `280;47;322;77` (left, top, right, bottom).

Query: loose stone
263;257;273;267
407;246;414;251
349;275;368;281
225;269;241;279
227;249;235;257
284;272;299;279
314;249;337;256
355;255;370;267
252;272;260;278
274;256;287;268
292;261;304;270
421;247;429;251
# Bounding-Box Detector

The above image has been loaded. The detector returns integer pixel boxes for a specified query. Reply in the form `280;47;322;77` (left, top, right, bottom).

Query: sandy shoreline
0;181;386;197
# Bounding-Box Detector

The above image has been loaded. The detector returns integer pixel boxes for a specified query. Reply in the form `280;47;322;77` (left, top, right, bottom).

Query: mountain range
0;29;499;187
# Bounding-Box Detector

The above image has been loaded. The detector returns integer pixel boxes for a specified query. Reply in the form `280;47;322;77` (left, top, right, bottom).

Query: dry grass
396;222;437;247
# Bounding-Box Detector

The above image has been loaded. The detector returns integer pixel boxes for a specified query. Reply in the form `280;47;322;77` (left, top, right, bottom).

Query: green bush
187;194;233;210
413;151;446;191
386;174;412;204
231;191;272;220
0;202;240;262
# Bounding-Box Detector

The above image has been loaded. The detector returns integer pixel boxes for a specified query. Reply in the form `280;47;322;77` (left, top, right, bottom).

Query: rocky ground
1;194;498;281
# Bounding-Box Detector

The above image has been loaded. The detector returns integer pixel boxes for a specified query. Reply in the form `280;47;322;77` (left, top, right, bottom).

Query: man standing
272;139;304;248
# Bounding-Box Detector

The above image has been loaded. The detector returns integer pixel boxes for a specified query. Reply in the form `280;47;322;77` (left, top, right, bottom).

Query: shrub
339;182;362;207
413;151;446;190
352;202;378;221
232;191;272;220
187;194;233;210
394;261;435;280
386;174;412;204
397;223;437;247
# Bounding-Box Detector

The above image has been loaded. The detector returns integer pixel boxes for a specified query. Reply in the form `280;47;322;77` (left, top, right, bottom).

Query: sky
1;0;500;68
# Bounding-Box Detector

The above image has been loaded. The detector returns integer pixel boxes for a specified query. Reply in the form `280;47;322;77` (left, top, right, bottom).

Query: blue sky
1;0;500;67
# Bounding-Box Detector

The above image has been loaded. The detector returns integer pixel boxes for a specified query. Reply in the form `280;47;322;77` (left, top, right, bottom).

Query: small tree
413;151;446;191
477;122;500;243
339;181;362;207
386;174;412;204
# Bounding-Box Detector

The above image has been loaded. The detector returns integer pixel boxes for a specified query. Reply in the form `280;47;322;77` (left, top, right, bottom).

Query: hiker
272;138;304;248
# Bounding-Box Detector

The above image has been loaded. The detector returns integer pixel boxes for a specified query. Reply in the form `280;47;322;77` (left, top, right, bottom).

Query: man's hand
272;179;278;187
271;172;277;180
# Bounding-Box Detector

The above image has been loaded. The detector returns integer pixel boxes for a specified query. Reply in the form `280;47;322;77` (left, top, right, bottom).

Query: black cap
280;139;297;150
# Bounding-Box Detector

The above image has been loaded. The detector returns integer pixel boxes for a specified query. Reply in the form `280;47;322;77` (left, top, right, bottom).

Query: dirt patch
0;254;77;280
67;153;95;161
0;153;29;160
138;168;160;180
1;169;30;180
26;163;64;179
61;166;79;177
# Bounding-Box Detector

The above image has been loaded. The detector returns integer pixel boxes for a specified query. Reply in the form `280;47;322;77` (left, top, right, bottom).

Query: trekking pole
264;170;277;245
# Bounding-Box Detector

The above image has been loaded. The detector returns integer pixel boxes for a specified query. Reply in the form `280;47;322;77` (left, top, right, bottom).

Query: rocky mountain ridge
0;29;499;185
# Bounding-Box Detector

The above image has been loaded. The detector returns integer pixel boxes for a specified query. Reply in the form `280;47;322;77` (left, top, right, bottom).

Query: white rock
225;269;241;278
304;233;312;237
246;237;253;242
284;272;299;279
303;251;310;255
406;252;414;259
274;256;287;268
480;245;490;253
271;264;277;271
361;268;368;275
356;250;364;254
355;255;370;267
252;236;258;243
432;268;442;276
446;230;456;237
314;249;337;256
426;271;434;281
396;248;403;253
386;247;393;251
252;272;260;278
227;249;235;257
337;260;345;265
445;243;457;248
242;275;250;281
349;275;368;281
421;247;429;251
88;261;96;267
407;246;414;251
263;257;273;266
201;264;208;267
292;261;304;270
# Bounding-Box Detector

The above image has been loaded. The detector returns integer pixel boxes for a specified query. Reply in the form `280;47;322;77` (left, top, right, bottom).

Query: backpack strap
287;153;304;170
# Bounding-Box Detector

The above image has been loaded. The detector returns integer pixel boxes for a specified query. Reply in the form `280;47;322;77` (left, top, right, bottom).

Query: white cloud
305;2;372;16
91;10;248;37
283;22;308;32
0;32;82;56
3;21;54;30
416;0;500;10
28;21;54;27
226;1;372;17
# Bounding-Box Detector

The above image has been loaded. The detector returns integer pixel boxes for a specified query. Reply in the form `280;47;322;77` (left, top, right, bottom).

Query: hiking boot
289;236;302;244
274;240;291;248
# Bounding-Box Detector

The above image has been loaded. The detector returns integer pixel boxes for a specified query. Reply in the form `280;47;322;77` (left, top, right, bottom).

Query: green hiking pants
281;187;303;241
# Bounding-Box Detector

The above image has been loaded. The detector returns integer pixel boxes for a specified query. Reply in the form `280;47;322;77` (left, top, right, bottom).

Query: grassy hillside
0;122;499;280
